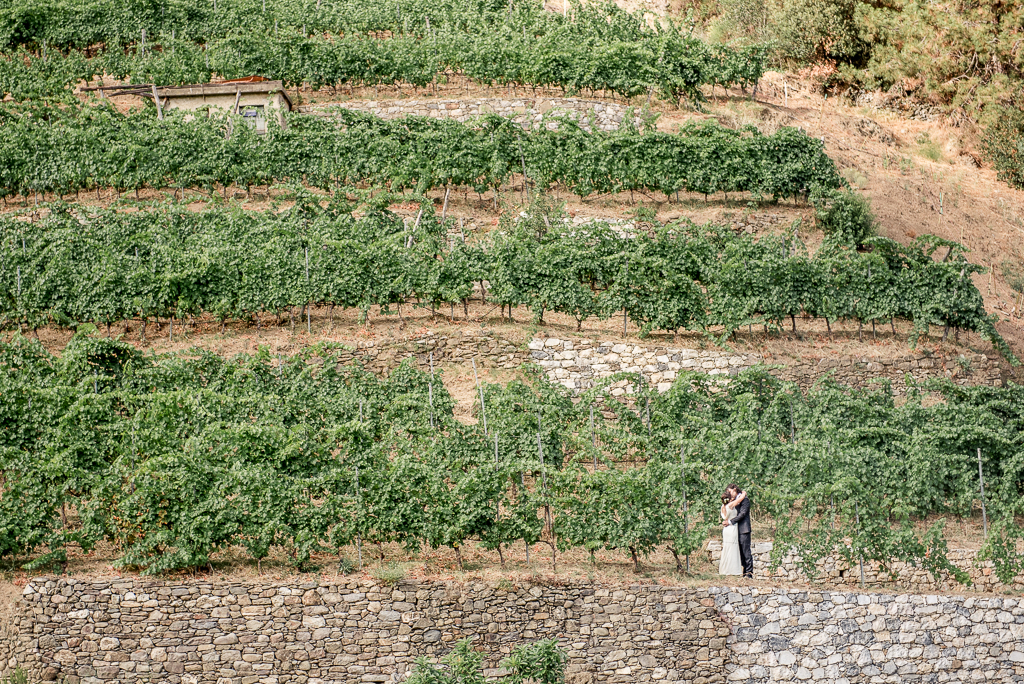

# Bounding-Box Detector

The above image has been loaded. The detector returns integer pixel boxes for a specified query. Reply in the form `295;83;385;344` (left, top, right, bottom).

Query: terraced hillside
1;0;1023;599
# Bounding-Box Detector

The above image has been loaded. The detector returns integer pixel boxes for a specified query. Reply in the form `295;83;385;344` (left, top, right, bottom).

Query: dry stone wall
5;579;728;684
527;337;758;392
6;580;1024;684
707;541;1024;594
712;586;1023;684
324;331;527;374
304;98;644;132
771;351;1007;394
523;338;1006;395
321;332;1007;397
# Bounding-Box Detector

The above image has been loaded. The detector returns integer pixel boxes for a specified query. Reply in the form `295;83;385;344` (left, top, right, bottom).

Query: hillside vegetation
0;0;1022;590
2;333;1022;584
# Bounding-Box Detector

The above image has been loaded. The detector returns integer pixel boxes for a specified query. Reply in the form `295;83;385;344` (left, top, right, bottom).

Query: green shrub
406;640;485;684
982;108;1024;190
1002;259;1024;295
502;639;569;684
714;0;863;66
772;0;863;64
812;188;878;247
2;669;29;684
916;132;944;163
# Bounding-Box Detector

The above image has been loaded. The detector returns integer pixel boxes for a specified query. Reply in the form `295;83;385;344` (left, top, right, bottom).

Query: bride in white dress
719;491;745;576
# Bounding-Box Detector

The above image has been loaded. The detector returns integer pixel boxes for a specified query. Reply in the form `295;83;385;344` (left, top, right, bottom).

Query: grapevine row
0;197;1011;360
0;0;765;103
0;106;837;201
1;334;1020;583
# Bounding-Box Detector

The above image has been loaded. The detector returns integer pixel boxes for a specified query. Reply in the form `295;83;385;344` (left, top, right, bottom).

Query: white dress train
719;507;743;576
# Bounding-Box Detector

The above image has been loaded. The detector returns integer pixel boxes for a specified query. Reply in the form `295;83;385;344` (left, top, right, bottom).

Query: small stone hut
144;77;292;133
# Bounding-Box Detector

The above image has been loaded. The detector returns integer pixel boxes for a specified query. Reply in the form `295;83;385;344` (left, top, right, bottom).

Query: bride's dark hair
721;490;732;502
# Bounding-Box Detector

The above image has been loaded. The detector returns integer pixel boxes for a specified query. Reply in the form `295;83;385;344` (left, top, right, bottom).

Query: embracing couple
719;484;753;578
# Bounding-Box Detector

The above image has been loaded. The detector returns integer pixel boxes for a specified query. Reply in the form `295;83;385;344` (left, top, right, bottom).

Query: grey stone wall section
324;332;1006;397
707;541;1024;593
528;338;758;392
5;580;729;684
712;586;1023;683
7;580;1024;684
302;98;644;132
525;337;1006;395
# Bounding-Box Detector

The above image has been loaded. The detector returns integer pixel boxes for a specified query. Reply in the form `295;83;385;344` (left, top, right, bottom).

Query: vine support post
305;247;311;334
855;501;865;588
355;464;362;571
538;412;555;572
644;380;651;439
517;137;530;202
472;358;487;435
522;468;530;566
590;405;596;469
977;448;988;537
680;441;689;574
428;351;435;429
623;261;629;336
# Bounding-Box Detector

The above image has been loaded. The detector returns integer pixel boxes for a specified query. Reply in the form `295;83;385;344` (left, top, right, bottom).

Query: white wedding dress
719;507;743;576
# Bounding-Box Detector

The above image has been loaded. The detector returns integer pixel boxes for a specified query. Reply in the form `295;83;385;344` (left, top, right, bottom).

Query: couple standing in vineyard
719;485;753;578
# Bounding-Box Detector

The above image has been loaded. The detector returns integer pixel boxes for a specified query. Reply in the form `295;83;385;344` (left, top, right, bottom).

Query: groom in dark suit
725;484;753;578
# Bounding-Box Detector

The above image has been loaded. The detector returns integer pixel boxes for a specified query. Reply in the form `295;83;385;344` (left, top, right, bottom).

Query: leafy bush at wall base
407;638;568;684
0;104;838;202
0;196;1011;361
1;334;1021;583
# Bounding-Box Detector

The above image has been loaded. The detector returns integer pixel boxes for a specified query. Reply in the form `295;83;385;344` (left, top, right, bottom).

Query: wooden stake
428;351;435;429
681;442;689;574
472;358;487;435
440;186;450;224
590;405;597;469
151;84;164;120
978;448;988;537
855;501;865;587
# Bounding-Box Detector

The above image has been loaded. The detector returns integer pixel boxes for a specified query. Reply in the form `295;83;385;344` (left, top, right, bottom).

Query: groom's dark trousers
733;496;754;578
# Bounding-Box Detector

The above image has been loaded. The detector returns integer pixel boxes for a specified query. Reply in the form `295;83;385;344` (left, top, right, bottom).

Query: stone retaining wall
707;541;1024;594
524;337;1006;394
5;579;1024;684
771;351;1007;395
527;337;758;392
0;611;21;679
711;586;1022;683
327;331;527;374
296;332;1007;396
4;579;728;684
303;97;645;132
